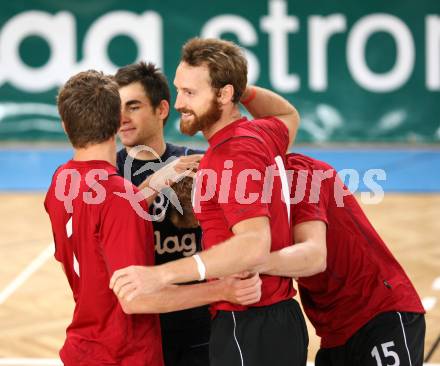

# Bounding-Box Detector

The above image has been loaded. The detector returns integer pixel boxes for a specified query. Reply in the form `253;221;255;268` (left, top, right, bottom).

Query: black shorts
315;312;426;366
209;299;308;366
162;322;210;366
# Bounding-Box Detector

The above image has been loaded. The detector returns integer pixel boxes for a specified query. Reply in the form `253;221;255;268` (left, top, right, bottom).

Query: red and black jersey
286;153;425;348
194;117;295;313
44;159;163;366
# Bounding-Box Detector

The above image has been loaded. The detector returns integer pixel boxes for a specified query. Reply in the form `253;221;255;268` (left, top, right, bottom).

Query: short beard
179;97;222;136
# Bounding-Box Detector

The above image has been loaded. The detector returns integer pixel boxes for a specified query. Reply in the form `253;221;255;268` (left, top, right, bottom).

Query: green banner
0;0;439;143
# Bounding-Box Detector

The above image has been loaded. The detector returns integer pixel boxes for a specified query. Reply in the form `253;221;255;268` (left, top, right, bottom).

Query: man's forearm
256;241;326;278
138;177;160;207
157;231;270;286
123;280;224;314
241;86;297;119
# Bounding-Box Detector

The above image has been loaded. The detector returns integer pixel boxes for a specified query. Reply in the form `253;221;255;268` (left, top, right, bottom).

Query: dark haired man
114;61;209;366
114;61;265;366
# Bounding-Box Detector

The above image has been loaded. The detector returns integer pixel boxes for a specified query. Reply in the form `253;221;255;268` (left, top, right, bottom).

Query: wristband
193;254;206;281
241;87;257;105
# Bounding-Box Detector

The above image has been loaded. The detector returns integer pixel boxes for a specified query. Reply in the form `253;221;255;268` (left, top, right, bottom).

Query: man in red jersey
45;69;263;366
44;70;164;366
256;153;426;366
111;38;308;366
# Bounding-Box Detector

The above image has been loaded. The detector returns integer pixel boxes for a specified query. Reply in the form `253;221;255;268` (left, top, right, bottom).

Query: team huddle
44;38;426;366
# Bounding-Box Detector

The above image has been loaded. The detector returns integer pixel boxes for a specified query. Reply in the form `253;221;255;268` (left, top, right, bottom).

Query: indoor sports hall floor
0;146;439;365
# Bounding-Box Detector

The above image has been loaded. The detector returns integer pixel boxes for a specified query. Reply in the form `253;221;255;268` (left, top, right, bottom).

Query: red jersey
286;153;425;348
44;160;163;366
194;117;295;312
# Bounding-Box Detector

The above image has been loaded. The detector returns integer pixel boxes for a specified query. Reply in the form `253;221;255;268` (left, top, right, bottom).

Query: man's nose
120;109;130;124
174;92;184;111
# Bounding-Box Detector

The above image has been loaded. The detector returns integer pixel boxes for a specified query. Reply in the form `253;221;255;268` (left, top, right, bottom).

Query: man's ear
157;100;170;122
218;84;234;105
61;121;67;134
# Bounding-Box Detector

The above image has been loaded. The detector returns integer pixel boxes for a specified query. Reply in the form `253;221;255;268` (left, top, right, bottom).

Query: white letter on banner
80;11;162;74
0;11;75;92
426;15;440;90
347;14;415;92
309;14;347;91
261;0;300;92
201;15;259;85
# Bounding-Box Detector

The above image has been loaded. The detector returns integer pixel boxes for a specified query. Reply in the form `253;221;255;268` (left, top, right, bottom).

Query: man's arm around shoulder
255;220;327;278
240;86;300;148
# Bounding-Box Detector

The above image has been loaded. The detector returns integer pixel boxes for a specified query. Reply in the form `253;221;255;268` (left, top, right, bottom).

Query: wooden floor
0;193;439;363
